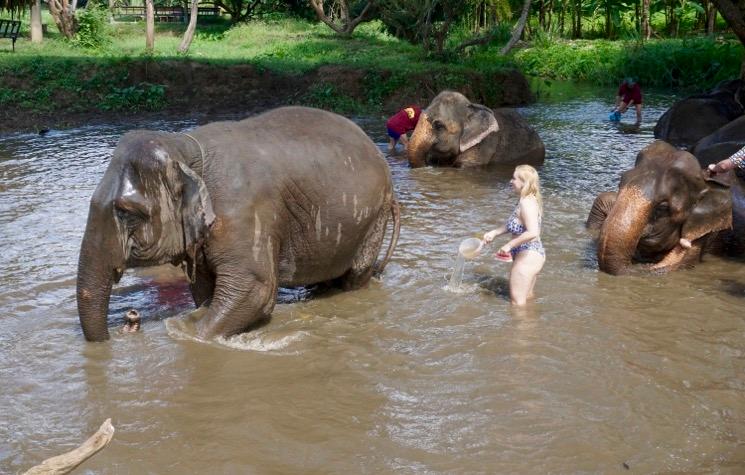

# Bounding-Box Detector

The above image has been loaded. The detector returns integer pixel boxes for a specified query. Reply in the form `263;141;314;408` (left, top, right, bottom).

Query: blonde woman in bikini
483;165;545;305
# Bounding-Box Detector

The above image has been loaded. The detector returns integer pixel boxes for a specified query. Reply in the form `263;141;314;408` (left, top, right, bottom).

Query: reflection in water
2;91;745;473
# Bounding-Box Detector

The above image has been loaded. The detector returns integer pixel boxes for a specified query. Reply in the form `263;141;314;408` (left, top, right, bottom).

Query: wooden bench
0;19;21;52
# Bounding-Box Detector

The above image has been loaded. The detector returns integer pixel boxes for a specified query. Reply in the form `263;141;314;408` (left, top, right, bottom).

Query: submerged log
23;419;115;475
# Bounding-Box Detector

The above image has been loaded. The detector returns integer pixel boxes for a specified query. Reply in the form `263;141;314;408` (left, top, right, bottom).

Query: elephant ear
681;177;732;243
459;104;499;153
177;161;215;282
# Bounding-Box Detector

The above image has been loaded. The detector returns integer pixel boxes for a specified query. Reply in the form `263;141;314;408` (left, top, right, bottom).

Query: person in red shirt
611;77;643;123
386;105;421;152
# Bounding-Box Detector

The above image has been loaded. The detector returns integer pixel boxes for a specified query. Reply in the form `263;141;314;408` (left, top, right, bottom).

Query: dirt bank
1;61;535;134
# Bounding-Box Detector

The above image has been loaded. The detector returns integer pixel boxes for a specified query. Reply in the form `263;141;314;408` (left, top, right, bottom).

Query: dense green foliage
0;15;741;118
513;37;742;87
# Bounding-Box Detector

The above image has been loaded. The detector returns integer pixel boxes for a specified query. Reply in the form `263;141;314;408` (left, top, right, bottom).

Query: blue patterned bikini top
506;204;541;236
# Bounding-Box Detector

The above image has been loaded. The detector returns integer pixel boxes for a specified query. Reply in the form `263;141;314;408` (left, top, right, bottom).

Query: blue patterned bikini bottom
510;240;545;258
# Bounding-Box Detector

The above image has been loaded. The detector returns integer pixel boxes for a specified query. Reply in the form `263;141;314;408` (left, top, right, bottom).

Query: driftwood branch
24;419;115;475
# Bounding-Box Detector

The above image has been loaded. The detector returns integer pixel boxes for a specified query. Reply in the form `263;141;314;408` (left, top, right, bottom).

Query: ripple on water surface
1;96;745;473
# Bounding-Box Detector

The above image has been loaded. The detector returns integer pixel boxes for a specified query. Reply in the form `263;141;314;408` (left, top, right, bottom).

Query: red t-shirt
386;106;422;135
618;83;642;104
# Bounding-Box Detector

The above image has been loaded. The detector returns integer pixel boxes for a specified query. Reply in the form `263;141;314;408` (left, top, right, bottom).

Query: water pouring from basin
447;238;485;291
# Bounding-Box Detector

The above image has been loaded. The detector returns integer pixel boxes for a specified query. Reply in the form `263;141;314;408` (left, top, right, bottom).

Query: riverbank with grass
0;17;742;133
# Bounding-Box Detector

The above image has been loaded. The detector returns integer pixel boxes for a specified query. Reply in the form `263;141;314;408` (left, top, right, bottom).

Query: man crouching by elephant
586;140;741;275
406;90;545;168
76;107;401;342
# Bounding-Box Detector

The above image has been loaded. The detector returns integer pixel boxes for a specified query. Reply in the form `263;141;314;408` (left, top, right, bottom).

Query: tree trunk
145;0;154;51
501;0;531;54
178;0;199;53
605;0;612;37
641;0;651;38
30;0;43;43
711;0;745;44
308;0;373;37
707;2;717;33
48;0;78;39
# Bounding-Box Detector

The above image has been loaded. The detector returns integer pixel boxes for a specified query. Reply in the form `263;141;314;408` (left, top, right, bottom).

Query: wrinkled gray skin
407;91;545;168
690;115;745;168
654;79;744;148
77;107;401;342
588;140;734;275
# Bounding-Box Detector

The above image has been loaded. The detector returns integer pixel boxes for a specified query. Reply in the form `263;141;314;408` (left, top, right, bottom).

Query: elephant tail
374;198;401;276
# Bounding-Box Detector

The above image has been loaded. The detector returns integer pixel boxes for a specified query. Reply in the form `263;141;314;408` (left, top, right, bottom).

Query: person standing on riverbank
483;165;545;306
386;105;421;152
610;77;643;124
707;145;745;174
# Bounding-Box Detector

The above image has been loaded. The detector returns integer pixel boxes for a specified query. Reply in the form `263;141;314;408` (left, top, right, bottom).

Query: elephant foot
121;309;141;333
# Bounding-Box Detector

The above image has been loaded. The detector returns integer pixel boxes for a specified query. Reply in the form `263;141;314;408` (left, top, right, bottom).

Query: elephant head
76;131;214;341
406;91;545;168
407;91;499;167
597;140;732;275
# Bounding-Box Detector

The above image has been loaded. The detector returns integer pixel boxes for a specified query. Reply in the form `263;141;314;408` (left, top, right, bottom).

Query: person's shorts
387;127;402;140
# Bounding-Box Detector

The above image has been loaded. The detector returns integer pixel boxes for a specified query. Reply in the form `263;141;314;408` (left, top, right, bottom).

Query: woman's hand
483;230;498;243
498;244;511;255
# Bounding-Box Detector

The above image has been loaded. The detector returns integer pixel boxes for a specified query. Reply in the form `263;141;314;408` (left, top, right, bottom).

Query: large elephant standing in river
77;107;400;342
587;140;735;275
407;90;545;168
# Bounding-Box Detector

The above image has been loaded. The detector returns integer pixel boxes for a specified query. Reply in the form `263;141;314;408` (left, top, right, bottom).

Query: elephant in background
406;90;545;168
690;115;745;168
587;140;738;275
77;107;401;342
654;79;744;148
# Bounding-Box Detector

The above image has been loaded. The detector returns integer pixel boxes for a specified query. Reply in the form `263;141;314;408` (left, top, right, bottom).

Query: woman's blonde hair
515;164;542;214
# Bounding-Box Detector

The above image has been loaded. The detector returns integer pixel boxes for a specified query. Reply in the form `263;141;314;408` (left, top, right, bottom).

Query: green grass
512;37;743;89
0;15;742;118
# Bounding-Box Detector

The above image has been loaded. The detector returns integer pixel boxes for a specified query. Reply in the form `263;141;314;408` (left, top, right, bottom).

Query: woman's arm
483;224;507;243
709;145;745;174
500;198;540;253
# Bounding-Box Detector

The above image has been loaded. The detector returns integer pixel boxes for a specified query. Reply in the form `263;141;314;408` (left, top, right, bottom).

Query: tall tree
30;0;42;42
641;0;651;38
309;0;375;37
178;0;199;52
500;0;530;54
213;0;262;24
47;0;79;38
145;0;154;50
711;0;745;77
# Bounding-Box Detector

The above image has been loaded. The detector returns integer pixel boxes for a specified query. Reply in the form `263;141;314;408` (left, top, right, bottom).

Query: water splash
164;307;306;353
446;254;466;292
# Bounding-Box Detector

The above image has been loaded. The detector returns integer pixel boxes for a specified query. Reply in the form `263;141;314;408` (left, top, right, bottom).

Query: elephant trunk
76;213;125;342
597;186;653;275
407;112;431;168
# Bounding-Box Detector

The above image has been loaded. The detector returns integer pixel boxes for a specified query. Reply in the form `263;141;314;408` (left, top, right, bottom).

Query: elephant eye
432;120;446;132
653;202;670;218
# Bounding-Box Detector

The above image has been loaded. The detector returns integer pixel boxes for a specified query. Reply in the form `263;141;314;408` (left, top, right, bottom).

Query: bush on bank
512;37;743;90
0;17;742;125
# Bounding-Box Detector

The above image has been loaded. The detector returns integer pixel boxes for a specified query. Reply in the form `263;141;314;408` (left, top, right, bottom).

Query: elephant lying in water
406;90;545;168
587;140;741;275
77;107;401;341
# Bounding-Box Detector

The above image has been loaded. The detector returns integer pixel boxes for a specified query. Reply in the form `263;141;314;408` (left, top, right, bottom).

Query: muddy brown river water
2;90;745;474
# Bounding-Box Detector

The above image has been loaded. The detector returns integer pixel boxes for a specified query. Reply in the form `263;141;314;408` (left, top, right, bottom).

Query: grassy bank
0;16;742;130
511;36;742;89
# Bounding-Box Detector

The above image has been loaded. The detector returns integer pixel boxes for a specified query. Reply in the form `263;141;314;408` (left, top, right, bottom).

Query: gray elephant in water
654;79;744;148
77;107;401;342
587;140;741;275
406;90;545;168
